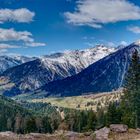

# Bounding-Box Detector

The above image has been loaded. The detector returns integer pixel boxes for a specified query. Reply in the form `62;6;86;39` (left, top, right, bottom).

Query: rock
110;124;128;133
65;131;79;137
29;133;46;138
0;131;16;137
84;131;92;136
95;127;110;140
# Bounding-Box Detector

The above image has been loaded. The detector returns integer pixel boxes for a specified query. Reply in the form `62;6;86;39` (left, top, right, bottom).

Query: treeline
0;96;55;134
106;49;140;128
0;95;105;133
54;49;140;132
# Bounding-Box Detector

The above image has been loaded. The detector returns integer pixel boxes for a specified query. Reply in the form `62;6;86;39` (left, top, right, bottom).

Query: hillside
13;89;123;111
36;42;140;97
0;45;116;96
0;95;32;132
0;55;33;74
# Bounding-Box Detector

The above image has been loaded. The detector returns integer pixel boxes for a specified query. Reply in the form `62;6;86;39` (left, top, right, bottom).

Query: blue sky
1;0;140;56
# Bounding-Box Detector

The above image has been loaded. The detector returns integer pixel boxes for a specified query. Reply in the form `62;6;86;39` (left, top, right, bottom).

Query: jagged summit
0;45;116;96
37;42;140;97
0;55;34;74
133;40;140;46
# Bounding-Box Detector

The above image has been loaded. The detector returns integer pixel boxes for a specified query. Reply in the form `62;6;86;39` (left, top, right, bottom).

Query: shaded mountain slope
37;43;139;97
0;46;115;96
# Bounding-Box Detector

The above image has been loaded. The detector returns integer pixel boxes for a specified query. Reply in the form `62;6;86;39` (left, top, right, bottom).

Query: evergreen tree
85;110;97;131
65;110;77;131
106;102;121;126
73;111;87;132
96;108;106;129
14;113;23;133
121;49;140;128
25;117;37;133
42;116;52;133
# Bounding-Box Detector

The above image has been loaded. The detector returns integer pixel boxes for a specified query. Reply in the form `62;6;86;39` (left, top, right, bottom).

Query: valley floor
29;90;123;111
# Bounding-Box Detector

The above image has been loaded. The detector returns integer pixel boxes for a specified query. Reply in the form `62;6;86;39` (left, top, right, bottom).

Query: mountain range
0;42;137;98
0;55;34;74
34;42;140;97
0;45;116;96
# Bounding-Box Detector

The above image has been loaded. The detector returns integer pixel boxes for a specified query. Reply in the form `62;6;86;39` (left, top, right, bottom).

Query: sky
1;0;140;56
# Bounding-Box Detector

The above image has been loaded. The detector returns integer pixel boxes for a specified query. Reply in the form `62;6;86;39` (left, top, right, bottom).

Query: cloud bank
65;0;140;28
127;26;140;34
0;8;35;23
0;28;46;50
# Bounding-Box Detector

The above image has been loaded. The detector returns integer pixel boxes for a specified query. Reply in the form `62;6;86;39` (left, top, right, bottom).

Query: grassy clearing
29;90;123;111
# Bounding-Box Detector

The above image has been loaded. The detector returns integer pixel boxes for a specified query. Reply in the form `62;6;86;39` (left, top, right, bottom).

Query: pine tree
35;117;43;133
106;102;121;126
86;110;97;131
96;108;106;129
65;110;77;131
14;113;23;133
7;118;12;131
121;49;140;128
73;111;87;132
42;116;52;133
25;117;37;133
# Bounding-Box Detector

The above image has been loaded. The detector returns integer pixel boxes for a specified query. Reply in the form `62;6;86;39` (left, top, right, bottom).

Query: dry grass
30;90;123;111
0;132;93;140
1;130;140;140
109;129;140;140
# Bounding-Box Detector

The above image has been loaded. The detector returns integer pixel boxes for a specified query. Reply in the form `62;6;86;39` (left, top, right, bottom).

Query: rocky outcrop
110;124;128;133
0;131;93;140
95;127;110;140
0;131;16;137
0;124;131;140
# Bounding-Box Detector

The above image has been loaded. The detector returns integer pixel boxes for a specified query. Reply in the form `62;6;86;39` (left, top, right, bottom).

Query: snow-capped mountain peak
42;45;116;68
38;42;140;97
0;55;36;74
0;45;116;96
133;40;140;46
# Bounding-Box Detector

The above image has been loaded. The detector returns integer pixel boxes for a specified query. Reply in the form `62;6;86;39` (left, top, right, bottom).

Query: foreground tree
85;110;97;131
121;49;140;128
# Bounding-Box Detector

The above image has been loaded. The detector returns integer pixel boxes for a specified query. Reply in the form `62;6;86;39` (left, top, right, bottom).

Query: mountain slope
0;95;32;131
0;45;116;96
37;42;139;97
0;55;34;74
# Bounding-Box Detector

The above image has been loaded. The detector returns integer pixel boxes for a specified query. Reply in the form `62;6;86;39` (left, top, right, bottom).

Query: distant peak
133;40;140;46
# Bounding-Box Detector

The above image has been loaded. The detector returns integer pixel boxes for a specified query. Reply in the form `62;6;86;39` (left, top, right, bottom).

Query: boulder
137;128;140;132
110;124;128;133
95;127;110;140
64;131;79;137
84;131;92;136
0;131;16;137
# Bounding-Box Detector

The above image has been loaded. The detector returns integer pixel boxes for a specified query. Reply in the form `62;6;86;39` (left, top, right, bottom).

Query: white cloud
0;28;33;42
0;49;8;55
0;43;19;49
0;43;20;53
0;28;46;48
120;41;128;46
85;42;94;47
127;26;140;34
107;42;115;47
65;0;140;28
26;42;46;47
0;49;8;53
0;8;35;23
